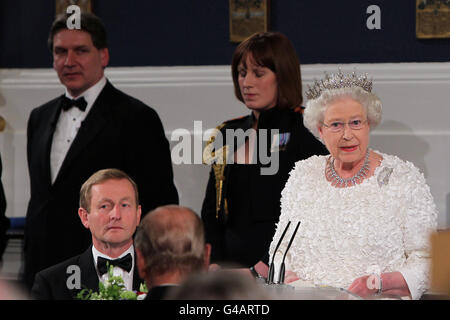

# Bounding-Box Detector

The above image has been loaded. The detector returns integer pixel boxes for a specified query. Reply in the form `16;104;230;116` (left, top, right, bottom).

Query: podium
259;283;362;300
258;281;404;300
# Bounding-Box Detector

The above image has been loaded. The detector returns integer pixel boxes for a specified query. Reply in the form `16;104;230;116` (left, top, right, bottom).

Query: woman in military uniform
201;32;327;276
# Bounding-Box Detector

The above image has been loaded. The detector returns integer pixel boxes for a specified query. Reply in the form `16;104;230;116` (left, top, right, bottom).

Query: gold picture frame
416;0;450;38
229;0;270;43
55;0;92;17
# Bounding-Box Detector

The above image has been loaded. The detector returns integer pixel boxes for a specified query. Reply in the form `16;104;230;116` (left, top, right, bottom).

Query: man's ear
78;207;90;229
136;249;147;280
136;205;142;225
204;243;212;268
100;47;109;68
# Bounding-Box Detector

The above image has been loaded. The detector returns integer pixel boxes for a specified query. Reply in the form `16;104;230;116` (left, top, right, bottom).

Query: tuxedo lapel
133;261;143;291
53;85;110;185
78;246;100;292
39;97;64;188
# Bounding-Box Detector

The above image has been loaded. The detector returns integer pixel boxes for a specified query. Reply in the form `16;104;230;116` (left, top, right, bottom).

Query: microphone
267;221;291;284
278;221;301;284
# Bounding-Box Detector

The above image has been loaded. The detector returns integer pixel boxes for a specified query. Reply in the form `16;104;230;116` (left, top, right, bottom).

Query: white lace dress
269;152;437;300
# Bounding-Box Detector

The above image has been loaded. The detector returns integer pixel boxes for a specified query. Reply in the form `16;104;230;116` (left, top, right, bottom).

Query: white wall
0;63;449;229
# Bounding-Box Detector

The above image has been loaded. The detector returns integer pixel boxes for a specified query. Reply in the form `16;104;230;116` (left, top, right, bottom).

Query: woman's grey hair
303;86;383;141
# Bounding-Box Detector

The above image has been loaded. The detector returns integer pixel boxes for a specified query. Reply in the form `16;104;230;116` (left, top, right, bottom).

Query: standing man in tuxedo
31;169;144;299
0;153;10;263
134;205;211;300
25;12;178;289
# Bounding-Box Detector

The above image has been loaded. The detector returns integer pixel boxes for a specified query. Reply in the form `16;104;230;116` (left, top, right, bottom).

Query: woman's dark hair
231;32;303;109
48;12;108;51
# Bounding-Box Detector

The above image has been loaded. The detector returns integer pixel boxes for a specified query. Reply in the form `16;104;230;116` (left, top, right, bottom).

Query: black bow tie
61;96;87;112
97;253;133;275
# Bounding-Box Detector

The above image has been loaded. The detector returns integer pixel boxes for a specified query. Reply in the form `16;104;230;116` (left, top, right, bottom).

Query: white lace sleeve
269;159;311;280
397;163;438;300
269;164;297;270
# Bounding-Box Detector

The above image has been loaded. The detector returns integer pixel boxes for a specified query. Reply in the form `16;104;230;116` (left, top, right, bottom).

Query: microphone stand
278;221;301;284
266;221;291;285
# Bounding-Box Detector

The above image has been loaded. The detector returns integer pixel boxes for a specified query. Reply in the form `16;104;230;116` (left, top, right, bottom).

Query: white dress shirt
92;244;135;292
50;76;107;183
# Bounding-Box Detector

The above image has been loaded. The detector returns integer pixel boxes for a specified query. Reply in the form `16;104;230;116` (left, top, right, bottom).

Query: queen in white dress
269;70;437;300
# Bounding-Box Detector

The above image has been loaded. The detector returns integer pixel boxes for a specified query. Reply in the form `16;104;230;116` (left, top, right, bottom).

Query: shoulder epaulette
202;123;227;165
202;122;229;219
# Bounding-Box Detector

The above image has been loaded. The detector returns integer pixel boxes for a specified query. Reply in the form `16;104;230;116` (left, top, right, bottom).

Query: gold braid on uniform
203;123;229;219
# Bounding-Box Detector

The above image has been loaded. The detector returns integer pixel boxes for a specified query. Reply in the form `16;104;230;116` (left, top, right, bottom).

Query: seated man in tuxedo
24;12;178;289
31;169;143;300
134;205;211;300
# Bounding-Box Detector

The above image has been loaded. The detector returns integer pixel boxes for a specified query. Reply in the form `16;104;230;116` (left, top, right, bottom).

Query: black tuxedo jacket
31;246;143;300
0;154;9;259
25;81;178;288
144;284;176;300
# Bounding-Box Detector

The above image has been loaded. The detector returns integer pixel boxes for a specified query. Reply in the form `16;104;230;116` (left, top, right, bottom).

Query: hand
347;275;378;298
350;272;411;299
284;270;300;283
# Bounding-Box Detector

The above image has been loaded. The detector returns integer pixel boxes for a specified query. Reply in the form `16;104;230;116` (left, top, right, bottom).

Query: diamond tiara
305;69;373;101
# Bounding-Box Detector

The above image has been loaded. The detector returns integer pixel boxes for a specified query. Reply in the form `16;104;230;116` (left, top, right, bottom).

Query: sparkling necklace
326;149;370;187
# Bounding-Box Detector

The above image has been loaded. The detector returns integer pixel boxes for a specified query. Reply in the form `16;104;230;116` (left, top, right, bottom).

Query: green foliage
76;263;140;300
139;282;148;293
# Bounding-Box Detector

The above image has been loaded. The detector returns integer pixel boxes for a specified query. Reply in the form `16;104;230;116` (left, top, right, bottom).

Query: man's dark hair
47;12;108;51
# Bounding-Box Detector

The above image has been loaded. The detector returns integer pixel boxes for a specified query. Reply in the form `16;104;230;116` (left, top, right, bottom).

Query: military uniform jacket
201;107;328;267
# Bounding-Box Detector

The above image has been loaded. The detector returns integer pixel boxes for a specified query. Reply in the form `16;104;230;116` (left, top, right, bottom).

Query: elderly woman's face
318;97;370;166
238;54;278;116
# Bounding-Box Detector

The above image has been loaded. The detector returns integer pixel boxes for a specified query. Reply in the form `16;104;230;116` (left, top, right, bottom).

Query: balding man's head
134;205;210;285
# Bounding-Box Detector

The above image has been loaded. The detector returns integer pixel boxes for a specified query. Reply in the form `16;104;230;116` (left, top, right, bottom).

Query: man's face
79;178;141;250
52;29;109;97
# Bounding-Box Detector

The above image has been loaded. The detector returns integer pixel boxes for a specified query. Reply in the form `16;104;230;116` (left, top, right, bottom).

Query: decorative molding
302;63;450;82
2;62;450;88
1;63;450;226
